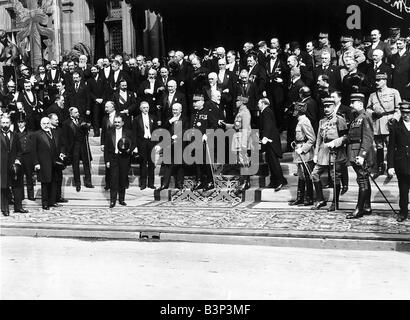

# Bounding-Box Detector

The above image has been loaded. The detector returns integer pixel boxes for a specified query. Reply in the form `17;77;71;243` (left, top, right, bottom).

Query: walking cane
290;141;313;180
331;150;337;211
363;164;398;215
84;127;92;175
205;140;217;187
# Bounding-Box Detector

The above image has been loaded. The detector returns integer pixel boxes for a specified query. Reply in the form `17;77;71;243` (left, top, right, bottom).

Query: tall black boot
27;184;35;201
304;179;314;206
373;149;385;178
363;184;372;215
346;188;365;219
119;188;126;206
328;184;341;212
311;181;327;209
341;164;349;195
289;179;305;206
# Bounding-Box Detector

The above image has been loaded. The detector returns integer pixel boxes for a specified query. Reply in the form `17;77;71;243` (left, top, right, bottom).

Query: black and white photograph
0;0;410;303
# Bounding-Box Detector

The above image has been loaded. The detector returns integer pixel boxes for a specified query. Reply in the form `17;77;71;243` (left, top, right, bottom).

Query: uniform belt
382;111;395;116
348;139;361;144
295;138;308;143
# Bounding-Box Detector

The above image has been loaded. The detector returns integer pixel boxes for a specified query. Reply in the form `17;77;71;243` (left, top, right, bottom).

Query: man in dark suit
14;113;35;201
390;38;410;100
132;101;158;190
1;115;27;215
257;41;269;71
62;107;93;192
104;114;134;208
137;68;161;116
46;94;69;127
387;101;410;222
101;101;117;190
266;48;288;127
88;65;106;137
32;116;65;210
106;59;129;98
216;58;234;123
17;80;44;131
159;80;187;126
366;29;391;63
247;54;267;97
66;71;90;119
258;98;287;191
285;67;306;150
234;70;260;128
298;86;319;134
341;58;370;106
313;51;341;91
46;60;62;100
366;49;392;92
287;54;314;90
112;79;137;129
157;103;188;191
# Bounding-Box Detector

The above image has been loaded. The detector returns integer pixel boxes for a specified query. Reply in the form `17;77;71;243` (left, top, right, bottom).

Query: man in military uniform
190;94;217;191
367;73;401;177
346;93;375;219
387;101;410;222
14;112;35;201
311;98;348;211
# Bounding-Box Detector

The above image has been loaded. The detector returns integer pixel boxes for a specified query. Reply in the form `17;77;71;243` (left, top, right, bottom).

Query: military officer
289;102;316;206
346;93;375;219
311;97;348;211
366;72;401;177
190;94;217;191
387;101;410;222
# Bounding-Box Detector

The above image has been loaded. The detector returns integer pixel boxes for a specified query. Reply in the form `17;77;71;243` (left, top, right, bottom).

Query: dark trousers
139;139;155;187
0;187;21;212
265;145;286;187
250;110;259;129
41;171;57;207
286;115;297;150
397;174;410;216
352;163;372;210
110;153;130;202
72;142;92;186
56;168;63;200
92;102;104;133
162;164;184;187
21;153;34;198
1;188;9;213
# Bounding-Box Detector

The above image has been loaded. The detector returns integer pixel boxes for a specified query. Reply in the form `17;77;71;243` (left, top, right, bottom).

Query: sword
205;140;217;187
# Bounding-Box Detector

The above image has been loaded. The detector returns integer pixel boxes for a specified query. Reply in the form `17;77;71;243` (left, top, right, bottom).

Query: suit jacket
387;119;410;175
163;115;189;151
15;128;34;155
234;82;259;111
259;106;282;158
32;129;63;183
17;90;42;115
1;130;21;188
112;90;138;116
366;62;392;91
104;127;135;163
107;70;129;95
66;81;90;114
61;117;91;161
132;113;158;159
205;100;226;129
366;41;391;62
160;91;187;124
314;65;342;90
88;75;106;102
46;103;69;126
101;112;116;146
248;63;267;95
286;78;305;108
390;51;410;98
341;71;370;104
137;79;162;110
257;50;268;70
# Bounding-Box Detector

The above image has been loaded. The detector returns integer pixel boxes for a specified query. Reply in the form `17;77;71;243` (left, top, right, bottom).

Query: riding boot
341;164;349;195
363;184;372;215
373;149;385;178
346;187;365;219
311;181;327;209
303;179;314;206
27;184;35;201
328;184;341;211
289;179;305;206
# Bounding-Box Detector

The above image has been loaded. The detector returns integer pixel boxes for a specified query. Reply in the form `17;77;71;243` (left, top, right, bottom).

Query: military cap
193;94;204;101
375;73;388;80
399;101;410;113
236;95;249;103
350;93;365;102
388;27;400;38
340;36;353;42
318;32;328;38
322;97;335;105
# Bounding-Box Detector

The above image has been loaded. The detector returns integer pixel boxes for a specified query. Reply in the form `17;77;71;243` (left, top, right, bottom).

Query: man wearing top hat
14;112;35;201
367;72;402;177
346;93;375;219
387;101;410;222
104;114;134;208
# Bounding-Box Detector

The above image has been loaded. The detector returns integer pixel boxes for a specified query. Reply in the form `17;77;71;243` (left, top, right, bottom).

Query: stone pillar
61;0;73;54
52;0;62;62
122;0;136;56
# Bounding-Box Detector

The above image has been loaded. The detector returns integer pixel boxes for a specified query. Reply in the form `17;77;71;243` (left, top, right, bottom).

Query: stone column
122;0;136;56
61;0;73;54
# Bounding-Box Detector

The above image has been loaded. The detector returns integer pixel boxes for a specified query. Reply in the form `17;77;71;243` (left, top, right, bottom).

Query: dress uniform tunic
292;115;316;164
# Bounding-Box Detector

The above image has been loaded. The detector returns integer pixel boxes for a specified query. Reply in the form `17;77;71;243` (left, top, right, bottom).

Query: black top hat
117;137;131;153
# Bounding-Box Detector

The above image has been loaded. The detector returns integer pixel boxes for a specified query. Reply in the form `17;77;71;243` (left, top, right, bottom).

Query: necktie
374;63;377;70
46;131;53;140
75;83;79;92
3;132;10;151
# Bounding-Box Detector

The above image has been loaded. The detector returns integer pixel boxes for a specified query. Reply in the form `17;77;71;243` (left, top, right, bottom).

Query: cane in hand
205;140;217;187
363;162;397;215
331;150;337;211
290;141;313;180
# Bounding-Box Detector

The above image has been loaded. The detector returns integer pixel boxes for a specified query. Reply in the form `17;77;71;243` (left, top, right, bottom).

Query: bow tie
2;130;9;134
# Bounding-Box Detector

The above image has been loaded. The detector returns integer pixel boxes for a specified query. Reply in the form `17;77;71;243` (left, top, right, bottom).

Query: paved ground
1;237;410;300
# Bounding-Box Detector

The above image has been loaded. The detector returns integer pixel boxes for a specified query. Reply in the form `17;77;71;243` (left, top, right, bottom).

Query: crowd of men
1;28;410;221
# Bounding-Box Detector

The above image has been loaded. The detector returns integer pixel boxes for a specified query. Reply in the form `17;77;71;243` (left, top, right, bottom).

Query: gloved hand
387;168;395;177
355;156;364;166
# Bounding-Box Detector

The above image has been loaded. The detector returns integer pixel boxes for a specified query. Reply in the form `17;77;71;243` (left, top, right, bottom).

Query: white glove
355;156;364;166
261;137;272;145
133;147;138;153
325;141;335;149
106;162;110;168
154;145;161;152
202;134;208;142
169;116;179;124
223;88;229;93
387;168;395;176
96;98;103;104
59;153;65;160
171;134;177;140
86;110;91;115
313;155;318;163
34;164;40;171
101;145;104;152
14;159;21;165
262;91;267;97
295;148;303;155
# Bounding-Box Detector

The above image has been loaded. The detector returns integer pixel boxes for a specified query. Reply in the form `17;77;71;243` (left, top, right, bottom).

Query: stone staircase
23;132;404;209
